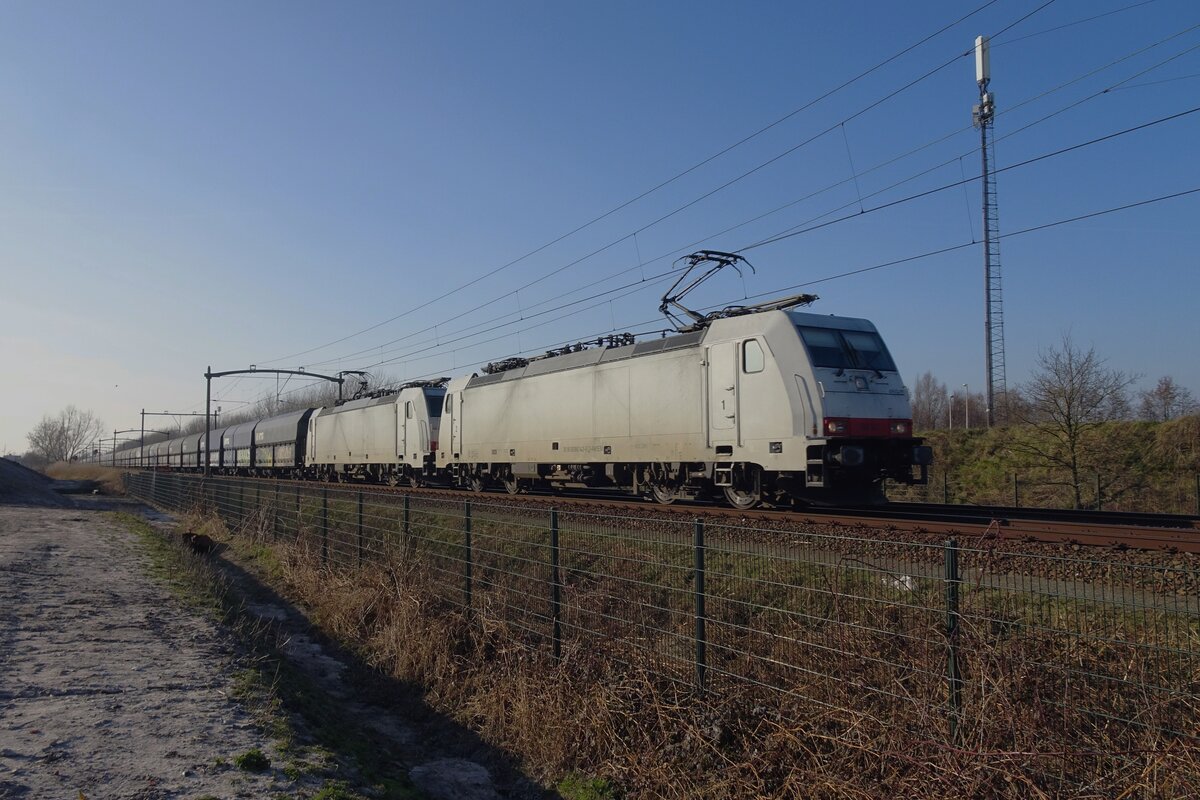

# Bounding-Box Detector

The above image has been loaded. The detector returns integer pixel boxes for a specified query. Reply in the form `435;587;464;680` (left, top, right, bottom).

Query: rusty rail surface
206;474;1200;554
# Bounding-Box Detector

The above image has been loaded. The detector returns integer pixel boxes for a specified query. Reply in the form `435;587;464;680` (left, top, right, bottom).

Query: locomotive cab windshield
795;325;897;374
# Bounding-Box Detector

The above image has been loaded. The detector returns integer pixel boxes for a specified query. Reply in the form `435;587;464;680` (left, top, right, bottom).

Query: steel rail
176;472;1200;554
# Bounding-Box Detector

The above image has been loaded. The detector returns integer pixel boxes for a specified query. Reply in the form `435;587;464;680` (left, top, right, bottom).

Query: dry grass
166;501;1200;800
45;462;125;494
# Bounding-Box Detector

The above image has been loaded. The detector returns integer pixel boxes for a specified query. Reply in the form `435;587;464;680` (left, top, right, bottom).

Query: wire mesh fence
127;471;1200;753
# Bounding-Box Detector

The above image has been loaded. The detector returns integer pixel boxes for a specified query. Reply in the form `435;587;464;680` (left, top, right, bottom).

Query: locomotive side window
743;339;764;373
406;401;414;419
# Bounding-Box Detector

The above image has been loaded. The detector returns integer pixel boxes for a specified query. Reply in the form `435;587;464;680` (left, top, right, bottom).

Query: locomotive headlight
889;420;910;435
824;417;849;435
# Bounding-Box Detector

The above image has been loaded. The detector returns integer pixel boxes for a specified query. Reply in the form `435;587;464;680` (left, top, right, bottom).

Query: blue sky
2;0;1198;452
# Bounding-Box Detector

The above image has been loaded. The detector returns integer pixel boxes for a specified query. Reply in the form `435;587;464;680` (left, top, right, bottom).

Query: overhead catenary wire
294;7;1193;377
290;2;1099;376
302;96;1200;376
605;28;1200;279
223;1;1198;414
285;184;1200;404
257;0;1028;368
129;4;1190;419
623;30;1200;277
300;97;1196;382
991;0;1161;47
348;179;1200;395
736;104;1200;253
1109;70;1200;90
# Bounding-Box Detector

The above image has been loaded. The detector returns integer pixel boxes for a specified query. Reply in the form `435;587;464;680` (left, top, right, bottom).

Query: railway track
201;473;1200;554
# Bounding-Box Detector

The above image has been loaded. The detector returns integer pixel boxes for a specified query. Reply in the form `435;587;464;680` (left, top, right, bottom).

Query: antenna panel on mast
975;35;990;85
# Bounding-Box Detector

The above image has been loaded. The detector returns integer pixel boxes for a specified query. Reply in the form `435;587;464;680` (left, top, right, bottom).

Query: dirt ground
0;503;287;799
0;460;544;800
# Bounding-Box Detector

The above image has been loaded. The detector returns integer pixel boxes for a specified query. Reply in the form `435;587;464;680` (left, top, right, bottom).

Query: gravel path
0;506;283;799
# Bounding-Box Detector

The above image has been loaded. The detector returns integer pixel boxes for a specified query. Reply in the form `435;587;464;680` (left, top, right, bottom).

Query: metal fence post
321;488;329;567
256;484;261;530
551;509;561;661
463;501;473;609
295;485;301;540
273;484;280;541
695;518;707;695
403;494;411;554
945;538;963;742
357;490;364;567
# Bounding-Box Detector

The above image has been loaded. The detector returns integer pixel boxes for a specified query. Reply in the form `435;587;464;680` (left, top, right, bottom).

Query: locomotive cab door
447;392;461;459
707;342;738;444
398;401;409;460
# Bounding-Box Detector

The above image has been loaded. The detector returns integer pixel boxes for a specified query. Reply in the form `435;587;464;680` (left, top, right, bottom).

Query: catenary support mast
974;35;1007;426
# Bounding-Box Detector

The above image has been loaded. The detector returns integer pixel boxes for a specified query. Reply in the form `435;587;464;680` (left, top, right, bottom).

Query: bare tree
1138;376;1198;422
1009;334;1136;509
910;371;950;431
26;406;106;464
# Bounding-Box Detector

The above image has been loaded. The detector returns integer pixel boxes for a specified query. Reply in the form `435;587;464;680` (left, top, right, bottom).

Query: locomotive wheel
502;476;522;495
723;485;761;510
386;473;401;487
649;484;679;505
468;475;485;493
646;463;681;505
722;465;762;510
409;475;424;489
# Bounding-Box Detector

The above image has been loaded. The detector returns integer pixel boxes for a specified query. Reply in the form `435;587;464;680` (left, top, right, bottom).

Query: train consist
98;282;931;508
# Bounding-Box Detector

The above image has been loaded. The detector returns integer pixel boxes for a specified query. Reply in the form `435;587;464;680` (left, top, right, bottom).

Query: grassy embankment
160;487;1200;799
45;462;126;494
891;414;1200;512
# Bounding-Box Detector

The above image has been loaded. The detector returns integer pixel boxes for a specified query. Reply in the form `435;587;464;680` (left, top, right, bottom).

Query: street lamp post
962;384;970;429
949;394;955;431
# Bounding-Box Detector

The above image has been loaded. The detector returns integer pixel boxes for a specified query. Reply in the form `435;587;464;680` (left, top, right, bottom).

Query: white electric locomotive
305;380;447;484
436;293;930;507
